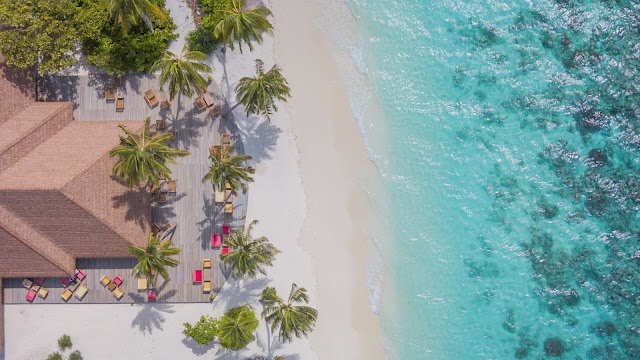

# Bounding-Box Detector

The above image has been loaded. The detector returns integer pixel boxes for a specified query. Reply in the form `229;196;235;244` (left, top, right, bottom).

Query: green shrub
261;286;277;303
183;315;218;345
46;352;63;360
186;26;218;55
68;350;83;360
81;9;178;74
217;305;259;350
57;335;72;350
199;0;234;39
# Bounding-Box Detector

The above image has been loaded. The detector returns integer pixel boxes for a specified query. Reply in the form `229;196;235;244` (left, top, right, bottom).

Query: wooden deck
3;73;248;304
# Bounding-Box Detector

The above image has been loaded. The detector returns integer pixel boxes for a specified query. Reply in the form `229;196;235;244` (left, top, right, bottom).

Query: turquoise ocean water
344;0;640;358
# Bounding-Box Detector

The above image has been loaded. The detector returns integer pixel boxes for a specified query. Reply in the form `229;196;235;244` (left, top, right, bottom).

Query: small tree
204;145;254;196
214;0;273;53
221;220;280;280
129;233;182;287
262;283;318;342
231;59;291;119
183;315;219;345
69;350;83;360
57;335;72;350
46;353;62;360
217;305;259;350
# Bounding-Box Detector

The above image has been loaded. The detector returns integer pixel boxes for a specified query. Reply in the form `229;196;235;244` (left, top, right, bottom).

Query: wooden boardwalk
3;73;247;304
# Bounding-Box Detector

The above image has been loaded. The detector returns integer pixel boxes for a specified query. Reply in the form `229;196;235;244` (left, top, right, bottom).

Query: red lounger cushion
222;224;230;234
60;277;70;286
76;269;86;280
212;234;222;247
222;248;229;255
148;291;156;301
26;290;36;302
193;270;202;282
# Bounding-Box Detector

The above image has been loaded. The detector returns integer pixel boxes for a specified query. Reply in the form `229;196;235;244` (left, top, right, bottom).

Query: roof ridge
0;200;75;275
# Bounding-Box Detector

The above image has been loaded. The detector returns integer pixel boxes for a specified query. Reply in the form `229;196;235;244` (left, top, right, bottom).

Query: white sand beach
3;0;384;358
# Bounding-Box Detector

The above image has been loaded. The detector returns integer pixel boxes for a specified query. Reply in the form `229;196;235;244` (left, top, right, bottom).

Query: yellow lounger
214;190;226;203
61;289;72;301
75;284;88;300
224;203;233;213
100;274;111;286
113;288;124;300
38;287;49;299
203;259;212;268
138;277;148;291
203;281;211;293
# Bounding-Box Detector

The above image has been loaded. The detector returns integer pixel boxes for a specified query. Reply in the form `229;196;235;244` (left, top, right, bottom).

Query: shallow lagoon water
346;0;640;358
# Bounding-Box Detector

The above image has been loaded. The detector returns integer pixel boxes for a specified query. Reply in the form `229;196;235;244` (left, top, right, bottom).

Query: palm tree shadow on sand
130;303;175;335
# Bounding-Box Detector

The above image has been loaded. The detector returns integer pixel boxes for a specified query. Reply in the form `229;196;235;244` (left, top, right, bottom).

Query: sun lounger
34;277;44;285
145;89;159;107
113;288;124;300
209;105;220;116
204;259;212;268
60;277;71;287
22;278;33;289
158;192;167;203
148;290;156;302
193;269;202;283
75;284;88;300
61;289;72;301
168;180;176;193
194;96;207;111
226;182;232;191
160;93;170;109
116;98;124;111
107;282;117;291
202;281;211;293
156;119;165;131
224;203;233;213
100;275;111;286
222;246;229;255
212;234;222;248
138;277;148;291
222;224;230;234
221;134;231;145
113;276;123;286
114;76;122;86
215;190;226;203
37;287;49;299
76;269;86;281
26;289;36;302
203;93;214;107
106;86;115;101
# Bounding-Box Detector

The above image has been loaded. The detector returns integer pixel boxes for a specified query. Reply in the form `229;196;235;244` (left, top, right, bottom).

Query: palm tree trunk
222;101;243;118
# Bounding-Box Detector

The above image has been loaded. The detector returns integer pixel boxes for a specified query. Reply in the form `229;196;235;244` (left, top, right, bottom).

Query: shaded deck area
3;73;247;304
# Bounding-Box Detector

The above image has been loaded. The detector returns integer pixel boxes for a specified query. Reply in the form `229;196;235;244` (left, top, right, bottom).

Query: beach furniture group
59;269;88;302
23;277;49;302
150;176;178;204
105;76;125;111
194;91;220;116
100;274;125;300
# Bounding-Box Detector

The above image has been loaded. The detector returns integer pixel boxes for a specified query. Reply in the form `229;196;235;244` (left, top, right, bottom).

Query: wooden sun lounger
74;284;88;300
202;281;211;293
224;203;233;214
160;93;171;109
116;98;124;111
209;105;220;116
168;180;176;193
156;119;165;131
203;93;214;107
214;190;226;203
138;277;148;291
114;76;123;86
145;89;159;107
100;275;111;287
105;86;115;101
113;288;124;300
158;193;167;203
221;134;231;145
37;287;49;299
194;96;207;111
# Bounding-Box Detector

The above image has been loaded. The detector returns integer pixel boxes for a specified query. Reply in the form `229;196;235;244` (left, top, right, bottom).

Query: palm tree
217;304;259;350
106;0;167;33
220;220;280;280
261;283;318;343
229;59;291;119
214;0;273;53
203;145;254;196
109;117;189;188
129;233;181;287
150;45;211;100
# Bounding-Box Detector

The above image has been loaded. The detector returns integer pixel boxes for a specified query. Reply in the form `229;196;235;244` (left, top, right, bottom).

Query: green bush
57;335;72;350
199;0;234;39
46;352;63;360
68;350;83;360
186;26;218;55
217;305;259;350
261;286;277;303
183;315;218;345
81;9;178;74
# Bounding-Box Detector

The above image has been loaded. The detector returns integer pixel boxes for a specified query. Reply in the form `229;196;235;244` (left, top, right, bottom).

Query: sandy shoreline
2;0;385;358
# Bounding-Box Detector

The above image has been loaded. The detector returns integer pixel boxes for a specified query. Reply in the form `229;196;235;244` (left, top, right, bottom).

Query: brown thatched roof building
0;59;150;354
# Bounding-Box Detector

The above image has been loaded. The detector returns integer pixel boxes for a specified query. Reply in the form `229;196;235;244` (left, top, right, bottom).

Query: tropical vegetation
204;145;254;195
150;45;211;100
217;305;260;350
105;0;167;33
109;117;189;188
221;220;280;280
183;315;218;345
261;283;318;343
129;233;182;287
233;59;291;119
46;335;82;360
0;0;103;74
186;26;219;55
213;0;273;52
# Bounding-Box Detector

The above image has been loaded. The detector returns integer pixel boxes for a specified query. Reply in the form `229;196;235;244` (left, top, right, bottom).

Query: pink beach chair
222;247;229;255
222;224;230;234
60;277;71;287
113;276;123;286
193;270;202;283
76;269;86;281
26;290;36;302
212;234;222;248
148;291;157;302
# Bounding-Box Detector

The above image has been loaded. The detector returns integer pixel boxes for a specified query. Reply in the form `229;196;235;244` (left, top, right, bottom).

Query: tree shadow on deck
130;303;175;335
87;73;112;100
0;61;35;98
37;74;79;108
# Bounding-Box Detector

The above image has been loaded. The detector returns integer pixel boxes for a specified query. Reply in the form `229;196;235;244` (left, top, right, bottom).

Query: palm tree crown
234;59;291;119
217;304;259;350
129;233;182;287
220;220;280;280
214;0;273;52
106;0;167;33
262;283;318;343
203;145;254;196
109;117;190;188
150;45;211;100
